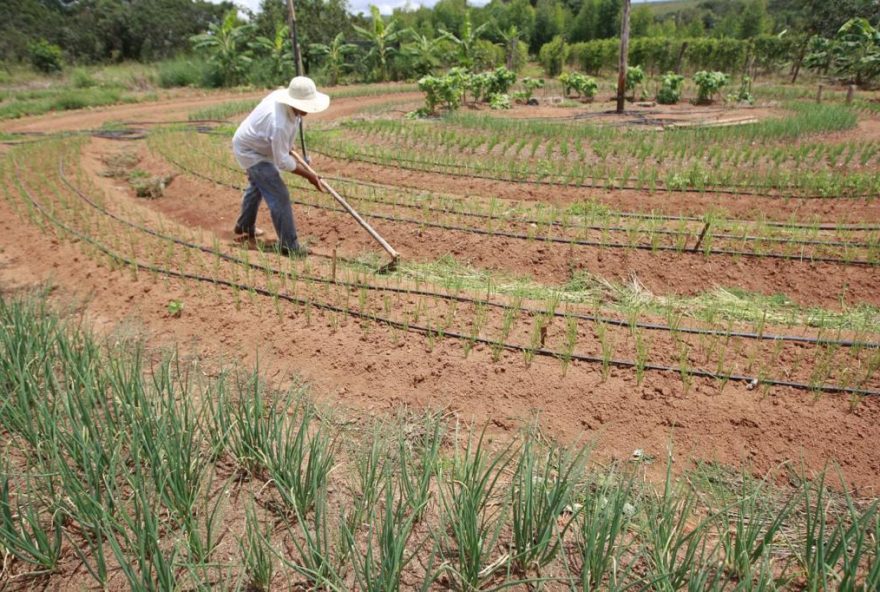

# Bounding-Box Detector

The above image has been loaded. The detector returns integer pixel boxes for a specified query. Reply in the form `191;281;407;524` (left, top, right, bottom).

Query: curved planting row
159;129;880;266
309;103;880;198
6;138;879;398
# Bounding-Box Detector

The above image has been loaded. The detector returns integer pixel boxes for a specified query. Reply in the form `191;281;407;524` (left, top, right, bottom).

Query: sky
220;0;652;17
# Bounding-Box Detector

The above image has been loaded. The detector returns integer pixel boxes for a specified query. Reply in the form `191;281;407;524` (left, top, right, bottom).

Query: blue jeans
236;161;299;250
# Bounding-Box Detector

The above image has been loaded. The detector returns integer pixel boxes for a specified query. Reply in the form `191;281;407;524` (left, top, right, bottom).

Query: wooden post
816;84;823;104
286;0;304;76
616;0;632;114
846;84;855;104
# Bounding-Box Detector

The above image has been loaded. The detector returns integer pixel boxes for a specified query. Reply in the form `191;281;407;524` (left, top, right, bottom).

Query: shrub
28;40;63;74
512;77;543;104
728;75;754;104
417;67;469;114
485;66;517;96
693;70;729;104
71;68;97;89
560;72;598;101
625;65;646;98
656;72;685;105
157;58;212;88
488;93;511;110
539;36;568;77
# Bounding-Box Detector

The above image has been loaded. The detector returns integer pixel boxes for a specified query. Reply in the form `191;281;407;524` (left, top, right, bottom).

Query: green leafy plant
729;75;754;104
625;65;646;100
353;5;405;82
560;71;599;101
488;93;511;110
693;70;729;104
513;77;544;104
27;39;63;73
167;299;184;317
309;32;357;86
656;71;685;105
190;10;256;87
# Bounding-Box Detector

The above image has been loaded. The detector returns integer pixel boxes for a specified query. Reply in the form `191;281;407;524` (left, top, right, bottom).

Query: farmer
232;76;329;256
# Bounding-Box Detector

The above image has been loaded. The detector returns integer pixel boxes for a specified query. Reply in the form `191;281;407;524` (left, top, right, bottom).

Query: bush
559;72;598;101
157;58;212;88
539;36;568;77
70;68;97;88
656;72;685;105
625;65;645;98
488;93;511;110
693;70;729;104
474;39;504;71
728;75;754;104
28;40;63;74
417;67;469;114
512;77;543;104
485;66;517;96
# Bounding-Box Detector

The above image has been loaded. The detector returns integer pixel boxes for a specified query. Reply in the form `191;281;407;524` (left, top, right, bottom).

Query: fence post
815;84;823;104
846;84;855;105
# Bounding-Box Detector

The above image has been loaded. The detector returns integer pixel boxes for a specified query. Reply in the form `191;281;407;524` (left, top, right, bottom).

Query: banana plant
190;9;256;87
252;24;295;84
439;11;492;69
310;32;357;86
353;5;406;82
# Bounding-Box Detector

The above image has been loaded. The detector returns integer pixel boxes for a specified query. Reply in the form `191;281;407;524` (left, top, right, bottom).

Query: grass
0;86;143;120
0;291;877;589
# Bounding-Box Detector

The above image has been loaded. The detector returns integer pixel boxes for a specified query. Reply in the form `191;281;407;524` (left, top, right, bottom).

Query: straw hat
271;76;330;114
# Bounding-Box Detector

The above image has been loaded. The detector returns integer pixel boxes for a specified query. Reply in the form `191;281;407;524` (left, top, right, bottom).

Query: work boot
279;243;309;258
233;224;265;238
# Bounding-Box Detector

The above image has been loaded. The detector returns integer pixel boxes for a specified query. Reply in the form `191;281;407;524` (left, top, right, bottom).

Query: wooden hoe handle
289;151;400;263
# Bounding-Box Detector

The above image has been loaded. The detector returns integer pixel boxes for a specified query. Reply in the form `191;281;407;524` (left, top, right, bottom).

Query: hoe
290;150;400;272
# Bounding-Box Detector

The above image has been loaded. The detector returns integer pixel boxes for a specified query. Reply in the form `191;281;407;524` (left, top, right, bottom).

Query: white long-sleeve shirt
232;94;300;172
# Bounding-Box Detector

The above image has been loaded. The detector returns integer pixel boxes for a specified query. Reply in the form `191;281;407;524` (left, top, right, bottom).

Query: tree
831;18;880;86
353;5;405;81
569;0;600;43
191;10;257;86
254;0;353;74
440;11;492;69
253;24;296;85
498;26;522;71
309;32;356;85
616;0;630;113
738;0;770;39
401;32;444;76
533;0;570;52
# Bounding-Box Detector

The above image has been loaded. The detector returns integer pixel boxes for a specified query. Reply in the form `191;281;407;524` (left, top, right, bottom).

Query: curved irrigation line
14;165;880;398
56;152;880;350
311;142;879;201
186;142;877;251
161;147;880;267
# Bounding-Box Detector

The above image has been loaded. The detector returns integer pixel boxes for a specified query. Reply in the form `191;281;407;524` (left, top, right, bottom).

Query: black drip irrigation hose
162;149;880;267
14;163;880;398
56;154;880;350
311;144;880;201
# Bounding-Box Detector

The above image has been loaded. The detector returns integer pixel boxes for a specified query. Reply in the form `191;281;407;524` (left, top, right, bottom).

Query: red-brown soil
2;92;879;494
123;140;878;311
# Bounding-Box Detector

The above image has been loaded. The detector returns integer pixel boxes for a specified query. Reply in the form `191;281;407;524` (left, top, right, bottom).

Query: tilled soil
3;92;880;493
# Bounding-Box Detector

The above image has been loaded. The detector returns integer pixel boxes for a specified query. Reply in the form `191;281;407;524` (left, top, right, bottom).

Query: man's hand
294;166;323;192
